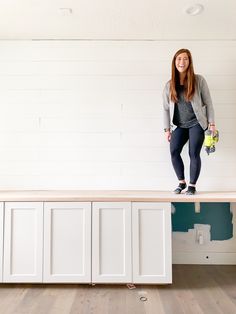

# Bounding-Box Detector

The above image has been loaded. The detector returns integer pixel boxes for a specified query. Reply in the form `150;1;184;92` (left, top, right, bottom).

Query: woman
163;48;216;195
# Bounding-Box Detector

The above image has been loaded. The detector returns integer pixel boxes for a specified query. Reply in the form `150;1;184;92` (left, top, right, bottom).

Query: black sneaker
173;183;187;194
185;186;196;195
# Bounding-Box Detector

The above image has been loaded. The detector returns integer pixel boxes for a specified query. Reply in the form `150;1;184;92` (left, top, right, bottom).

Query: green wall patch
172;202;232;240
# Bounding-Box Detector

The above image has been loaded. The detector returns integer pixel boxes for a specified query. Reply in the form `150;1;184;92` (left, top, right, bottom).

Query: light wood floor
1;265;236;314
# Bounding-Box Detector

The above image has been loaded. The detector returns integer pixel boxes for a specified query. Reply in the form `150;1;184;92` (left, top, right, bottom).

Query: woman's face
175;52;190;74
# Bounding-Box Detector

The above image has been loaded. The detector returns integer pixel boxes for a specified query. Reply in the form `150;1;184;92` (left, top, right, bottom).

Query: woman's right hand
165;130;171;142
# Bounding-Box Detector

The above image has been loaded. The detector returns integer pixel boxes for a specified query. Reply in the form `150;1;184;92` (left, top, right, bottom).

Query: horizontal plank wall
0;41;235;190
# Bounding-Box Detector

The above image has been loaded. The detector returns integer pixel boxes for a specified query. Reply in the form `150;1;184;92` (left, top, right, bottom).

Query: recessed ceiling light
184;3;204;16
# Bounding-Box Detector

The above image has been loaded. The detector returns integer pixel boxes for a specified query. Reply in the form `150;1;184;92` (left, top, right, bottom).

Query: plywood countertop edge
0;190;235;202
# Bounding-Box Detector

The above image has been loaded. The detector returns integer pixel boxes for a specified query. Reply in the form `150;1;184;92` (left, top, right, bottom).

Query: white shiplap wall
0;40;235;190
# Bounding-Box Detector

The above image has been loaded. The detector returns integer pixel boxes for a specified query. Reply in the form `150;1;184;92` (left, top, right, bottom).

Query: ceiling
0;0;235;40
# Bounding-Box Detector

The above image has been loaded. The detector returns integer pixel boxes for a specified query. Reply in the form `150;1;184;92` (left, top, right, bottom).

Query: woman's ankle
173;182;187;194
186;185;196;195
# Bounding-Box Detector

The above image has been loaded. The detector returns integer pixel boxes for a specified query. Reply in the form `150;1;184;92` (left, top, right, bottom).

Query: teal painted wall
172;203;233;240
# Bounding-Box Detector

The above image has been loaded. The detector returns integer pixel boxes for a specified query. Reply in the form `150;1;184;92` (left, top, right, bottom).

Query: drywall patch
172;202;232;240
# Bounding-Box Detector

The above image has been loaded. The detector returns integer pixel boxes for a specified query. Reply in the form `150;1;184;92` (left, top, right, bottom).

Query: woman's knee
189;151;201;160
170;146;182;157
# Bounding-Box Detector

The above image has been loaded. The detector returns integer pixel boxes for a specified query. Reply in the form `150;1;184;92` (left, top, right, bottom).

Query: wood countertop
0;190;235;202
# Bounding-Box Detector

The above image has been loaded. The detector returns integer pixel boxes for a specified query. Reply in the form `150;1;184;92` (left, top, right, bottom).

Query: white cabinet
3;202;43;282
1;200;172;284
0;203;3;282
132;202;172;284
92;202;132;283
43;202;91;283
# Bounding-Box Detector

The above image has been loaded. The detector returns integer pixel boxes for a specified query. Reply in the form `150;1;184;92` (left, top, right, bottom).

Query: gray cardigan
163;74;215;131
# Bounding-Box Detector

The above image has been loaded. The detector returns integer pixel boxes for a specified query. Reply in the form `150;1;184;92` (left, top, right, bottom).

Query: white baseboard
173;252;236;264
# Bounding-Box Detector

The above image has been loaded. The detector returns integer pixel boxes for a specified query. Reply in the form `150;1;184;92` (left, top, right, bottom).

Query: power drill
204;129;219;155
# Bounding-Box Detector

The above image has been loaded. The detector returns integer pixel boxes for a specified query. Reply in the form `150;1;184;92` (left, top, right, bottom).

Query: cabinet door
132;202;172;284
0;203;3;282
3;202;43;282
92;202;132;283
44;202;91;283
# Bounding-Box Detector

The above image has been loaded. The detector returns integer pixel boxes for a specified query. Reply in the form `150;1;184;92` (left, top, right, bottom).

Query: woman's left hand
209;124;217;135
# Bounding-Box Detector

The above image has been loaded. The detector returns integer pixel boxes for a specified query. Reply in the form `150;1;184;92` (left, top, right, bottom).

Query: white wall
0;40;235;190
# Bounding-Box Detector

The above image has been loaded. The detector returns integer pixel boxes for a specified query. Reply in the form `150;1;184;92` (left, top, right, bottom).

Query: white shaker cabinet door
92;202;132;283
44;202;91;283
3;202;43;282
132;202;172;284
0;203;3;282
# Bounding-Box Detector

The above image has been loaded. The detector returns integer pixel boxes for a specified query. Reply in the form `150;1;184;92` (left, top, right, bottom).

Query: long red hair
170;48;195;102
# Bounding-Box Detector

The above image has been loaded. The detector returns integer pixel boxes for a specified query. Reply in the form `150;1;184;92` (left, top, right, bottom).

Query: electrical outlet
196;230;204;245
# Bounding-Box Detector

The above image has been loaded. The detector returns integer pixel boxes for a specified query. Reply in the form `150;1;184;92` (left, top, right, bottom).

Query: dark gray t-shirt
173;85;198;128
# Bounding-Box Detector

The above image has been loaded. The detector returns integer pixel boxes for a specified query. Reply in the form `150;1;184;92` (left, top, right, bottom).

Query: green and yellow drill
204;129;219;155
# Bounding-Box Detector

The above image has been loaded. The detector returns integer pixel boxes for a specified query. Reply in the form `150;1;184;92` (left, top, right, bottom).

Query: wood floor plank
1;266;236;314
171;265;204;314
70;285;111;314
107;286;137;314
203;265;236;307
181;265;228;314
137;286;165;314
10;284;55;314
0;284;29;314
46;285;77;314
199;266;236;314
157;282;186;314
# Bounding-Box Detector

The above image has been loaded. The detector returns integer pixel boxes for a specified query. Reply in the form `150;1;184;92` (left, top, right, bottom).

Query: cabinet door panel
92;202;131;283
3;202;43;282
0;203;3;282
44;202;91;282
132;202;172;283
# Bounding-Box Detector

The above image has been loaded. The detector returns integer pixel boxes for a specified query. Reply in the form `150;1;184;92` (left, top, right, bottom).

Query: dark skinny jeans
170;124;205;185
